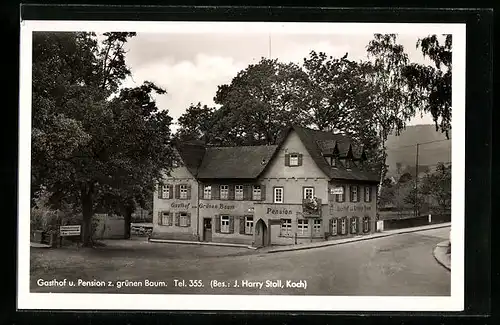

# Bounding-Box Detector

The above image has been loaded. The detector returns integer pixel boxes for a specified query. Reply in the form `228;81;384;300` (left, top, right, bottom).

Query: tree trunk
123;207;133;239
81;183;94;247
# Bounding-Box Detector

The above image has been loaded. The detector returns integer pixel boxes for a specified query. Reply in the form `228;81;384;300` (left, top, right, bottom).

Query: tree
32;32;173;246
419;163;451;214
212;58;310;146
366;34;422;194
175;102;217;144
403;35;452;138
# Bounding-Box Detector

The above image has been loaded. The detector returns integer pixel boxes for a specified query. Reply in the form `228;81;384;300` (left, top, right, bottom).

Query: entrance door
203;218;212;242
255;219;268;247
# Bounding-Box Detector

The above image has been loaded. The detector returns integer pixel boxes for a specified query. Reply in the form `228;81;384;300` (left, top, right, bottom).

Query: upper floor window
252;185;261;200
285;153;302;167
235;185;244;200
220;185;229;200
303;187;315;200
274;187;284;203
331;157;337;167
335;185;346;203
179;184;188;199
161;185;169;199
350;185;359;202
364;186;371;202
203;185;212;200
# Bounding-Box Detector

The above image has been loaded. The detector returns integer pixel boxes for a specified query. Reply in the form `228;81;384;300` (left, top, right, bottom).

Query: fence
382;213;451;230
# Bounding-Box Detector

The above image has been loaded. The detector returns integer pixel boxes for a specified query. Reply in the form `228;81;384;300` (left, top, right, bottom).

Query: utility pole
415;143;419;217
268;34;271;58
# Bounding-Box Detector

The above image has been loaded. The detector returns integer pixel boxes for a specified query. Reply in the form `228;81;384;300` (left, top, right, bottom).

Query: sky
120;32;438;131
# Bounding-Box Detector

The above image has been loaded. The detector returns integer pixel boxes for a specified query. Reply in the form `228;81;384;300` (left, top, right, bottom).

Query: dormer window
331;157;337;167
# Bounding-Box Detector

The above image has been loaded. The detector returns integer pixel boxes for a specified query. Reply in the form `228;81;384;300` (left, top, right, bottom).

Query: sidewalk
433;240;451;271
149;238;257;250
266;222;451;254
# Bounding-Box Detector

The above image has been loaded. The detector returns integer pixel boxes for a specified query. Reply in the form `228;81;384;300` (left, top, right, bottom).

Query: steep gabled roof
196;145;278;179
174;142;206;176
274;125;379;182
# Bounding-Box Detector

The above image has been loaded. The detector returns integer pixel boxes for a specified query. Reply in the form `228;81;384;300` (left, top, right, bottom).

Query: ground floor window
179;212;190;227
330;218;338;236
340;217;347;235
221;215;230;233
159;212;172;226
280;218;292;237
350;217;358;234
363;216;370;233
297;219;309;236
245;216;254;235
313;219;322;236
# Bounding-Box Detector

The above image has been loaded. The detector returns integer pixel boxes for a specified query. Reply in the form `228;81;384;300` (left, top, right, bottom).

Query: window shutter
158;184;162;199
341;185;345;202
229;216;235;233
349;185;353;202
239;216;245;234
244;185;252;201
186;184;191;199
285;153;290;166
168;185;174;199
228;185;235;200
213;185;220;200
198;183;204;198
187;213;191;227
175;185;180;199
174;212;180;226
298;154;303;166
157;211;162;225
214;215;221;233
329;218;333;234
260;185;266;201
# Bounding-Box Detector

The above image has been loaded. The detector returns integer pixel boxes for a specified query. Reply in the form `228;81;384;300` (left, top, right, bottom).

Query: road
30;227;450;296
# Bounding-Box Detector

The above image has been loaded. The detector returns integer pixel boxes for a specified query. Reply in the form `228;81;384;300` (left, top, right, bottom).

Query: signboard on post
60;225;81;236
330;187;344;195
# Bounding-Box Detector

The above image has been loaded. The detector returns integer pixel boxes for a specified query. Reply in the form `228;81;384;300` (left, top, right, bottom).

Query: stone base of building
150;232;199;242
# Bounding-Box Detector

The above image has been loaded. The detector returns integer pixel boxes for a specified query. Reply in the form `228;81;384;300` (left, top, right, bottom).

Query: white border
18;21;465;311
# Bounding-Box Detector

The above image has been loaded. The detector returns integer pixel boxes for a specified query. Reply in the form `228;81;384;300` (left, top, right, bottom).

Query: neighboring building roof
196;145;278;179
173;125;379;183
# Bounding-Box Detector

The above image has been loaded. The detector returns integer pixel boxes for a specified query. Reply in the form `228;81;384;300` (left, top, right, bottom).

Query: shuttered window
350;217;359;234
203;185;212;200
335;185;345;202
180;212;190;227
235;185;244;200
252;185;261;200
220;216;234;233
363;216;370;233
340;217;347;235
180;184;188;199
364;186;371;202
330;218;338;236
350;185;359;202
161;185;169;199
220;185;229;200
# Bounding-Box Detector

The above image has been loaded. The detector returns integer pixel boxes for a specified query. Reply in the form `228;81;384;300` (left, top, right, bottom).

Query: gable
260;130;328;179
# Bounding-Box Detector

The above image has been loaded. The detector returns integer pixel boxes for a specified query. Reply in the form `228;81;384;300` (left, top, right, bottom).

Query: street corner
433;240;451;271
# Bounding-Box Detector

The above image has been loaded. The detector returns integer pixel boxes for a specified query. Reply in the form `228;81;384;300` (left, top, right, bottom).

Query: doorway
255;219;268;247
203;218;212;242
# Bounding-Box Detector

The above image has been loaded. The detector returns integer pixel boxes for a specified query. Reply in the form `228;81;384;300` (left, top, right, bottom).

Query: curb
148;238;257;250
267;223;451;254
433;241;451;271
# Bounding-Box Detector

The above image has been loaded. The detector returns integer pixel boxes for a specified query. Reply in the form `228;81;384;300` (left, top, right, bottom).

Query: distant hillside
385;124;451;178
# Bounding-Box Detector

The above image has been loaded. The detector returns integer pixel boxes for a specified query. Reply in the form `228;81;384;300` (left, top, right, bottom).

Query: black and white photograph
18;20;465;311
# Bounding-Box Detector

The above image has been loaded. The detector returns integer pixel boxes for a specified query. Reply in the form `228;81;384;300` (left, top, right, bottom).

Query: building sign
171;202;191;209
329;203;372;212
198;202;235;210
60;225;81;236
330;187;344;195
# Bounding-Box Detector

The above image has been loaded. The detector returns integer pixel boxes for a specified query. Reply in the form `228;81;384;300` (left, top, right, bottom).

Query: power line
385;139;451;151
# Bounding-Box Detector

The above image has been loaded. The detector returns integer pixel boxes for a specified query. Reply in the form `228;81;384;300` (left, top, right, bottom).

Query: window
363;216;370;233
350;217;358;234
330;218;338;236
220;185;229;200
159;212;170;226
245;216;254;235
180;213;189;227
252;185;261;200
235;185;244;200
364;186;371;202
297;219;309;236
221;215;230;233
303;187;314;200
350;185;359;202
203;185;212;199
331;157;337;167
161;185;169;199
280;218;292;237
340;217;347;235
290;154;299;166
335;185;345;202
313;219;322;235
274;187;284;203
180;185;188;199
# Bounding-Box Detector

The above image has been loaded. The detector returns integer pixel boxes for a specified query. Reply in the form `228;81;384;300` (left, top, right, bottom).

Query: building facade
151;126;379;247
